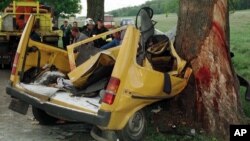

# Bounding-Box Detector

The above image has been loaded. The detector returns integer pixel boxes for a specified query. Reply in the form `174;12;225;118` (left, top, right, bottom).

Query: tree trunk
87;0;104;22
175;0;243;138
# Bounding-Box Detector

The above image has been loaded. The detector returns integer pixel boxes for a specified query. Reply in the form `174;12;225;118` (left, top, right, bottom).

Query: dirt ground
0;69;95;141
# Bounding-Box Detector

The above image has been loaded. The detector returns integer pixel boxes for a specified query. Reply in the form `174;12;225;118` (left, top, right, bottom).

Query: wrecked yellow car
6;7;192;141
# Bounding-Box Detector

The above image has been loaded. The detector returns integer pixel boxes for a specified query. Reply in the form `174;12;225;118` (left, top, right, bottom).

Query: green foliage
0;0;81;18
109;0;179;17
38;0;82;18
230;0;250;11
0;0;12;11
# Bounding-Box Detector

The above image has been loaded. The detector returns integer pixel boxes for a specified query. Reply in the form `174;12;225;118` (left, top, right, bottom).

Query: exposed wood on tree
175;0;244;138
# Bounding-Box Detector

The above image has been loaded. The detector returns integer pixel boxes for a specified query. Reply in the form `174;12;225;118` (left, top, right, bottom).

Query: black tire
32;106;58;125
117;110;147;141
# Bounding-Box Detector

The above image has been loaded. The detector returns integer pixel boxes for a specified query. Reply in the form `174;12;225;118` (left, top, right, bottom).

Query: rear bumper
6;85;111;127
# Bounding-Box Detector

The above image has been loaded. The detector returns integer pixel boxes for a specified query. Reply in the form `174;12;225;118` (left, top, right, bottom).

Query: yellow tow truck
0;0;60;68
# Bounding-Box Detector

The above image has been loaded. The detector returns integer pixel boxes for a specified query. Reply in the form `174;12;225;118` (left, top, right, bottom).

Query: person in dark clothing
30;20;41;42
82;18;96;37
52;20;59;31
30;30;41;42
94;19;109;48
60;20;71;49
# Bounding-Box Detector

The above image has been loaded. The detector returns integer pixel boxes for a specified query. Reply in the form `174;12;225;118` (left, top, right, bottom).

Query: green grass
230;10;250;117
145;126;220;141
230;10;250;80
146;133;219;141
240;87;250;117
153;13;178;32
114;13;177;32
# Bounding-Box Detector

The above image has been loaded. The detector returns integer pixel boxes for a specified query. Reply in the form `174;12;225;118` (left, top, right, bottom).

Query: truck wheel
117;110;146;141
32;106;58;125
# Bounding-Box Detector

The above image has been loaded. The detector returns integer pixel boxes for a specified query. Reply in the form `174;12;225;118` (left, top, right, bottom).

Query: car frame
6;10;192;141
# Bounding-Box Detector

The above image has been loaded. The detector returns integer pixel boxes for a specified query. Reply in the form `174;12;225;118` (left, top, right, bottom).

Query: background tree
229;0;250;10
0;0;12;11
40;0;81;27
39;0;82;21
175;0;244;139
86;0;104;21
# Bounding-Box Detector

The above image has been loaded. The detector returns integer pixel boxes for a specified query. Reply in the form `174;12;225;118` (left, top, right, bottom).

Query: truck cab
6;7;192;141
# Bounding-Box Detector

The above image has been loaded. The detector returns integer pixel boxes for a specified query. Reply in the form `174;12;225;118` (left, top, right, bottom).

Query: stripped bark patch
195;66;212;88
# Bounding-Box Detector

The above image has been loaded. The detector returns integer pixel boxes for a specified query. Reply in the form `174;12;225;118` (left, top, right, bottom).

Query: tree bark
175;0;243;138
87;0;104;21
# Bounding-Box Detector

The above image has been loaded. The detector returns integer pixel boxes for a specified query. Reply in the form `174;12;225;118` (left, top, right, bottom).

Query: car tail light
11;53;20;75
102;77;120;105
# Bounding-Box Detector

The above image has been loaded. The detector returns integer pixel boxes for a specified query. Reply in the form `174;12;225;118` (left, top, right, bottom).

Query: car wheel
32;106;58;125
117;109;146;141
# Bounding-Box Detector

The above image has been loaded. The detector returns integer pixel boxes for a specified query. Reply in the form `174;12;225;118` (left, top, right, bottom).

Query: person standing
71;21;79;44
71;27;88;44
72;21;82;31
82;18;96;37
72;21;78;28
71;26;100;66
95;19;109;48
60;20;71;49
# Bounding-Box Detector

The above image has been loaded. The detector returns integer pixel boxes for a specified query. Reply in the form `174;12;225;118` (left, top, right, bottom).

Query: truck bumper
6;85;111;127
